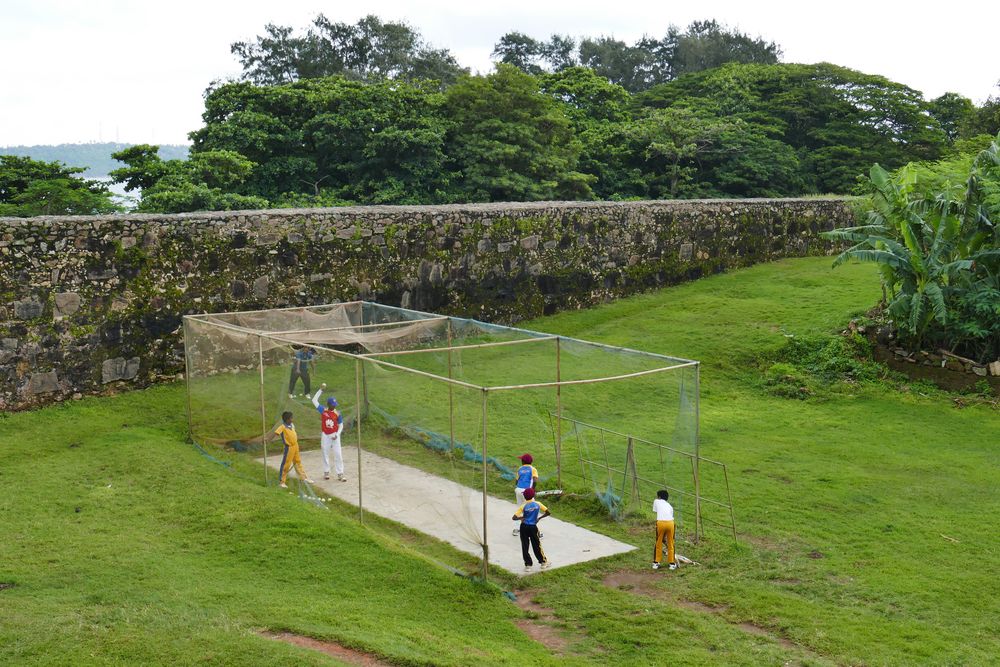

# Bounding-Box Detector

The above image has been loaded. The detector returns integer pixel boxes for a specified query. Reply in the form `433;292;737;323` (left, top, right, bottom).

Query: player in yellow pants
652;489;677;570
274;411;312;488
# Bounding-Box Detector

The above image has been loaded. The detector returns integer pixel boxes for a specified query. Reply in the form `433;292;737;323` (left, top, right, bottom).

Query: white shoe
324;474;330;480
524;564;533;572
668;563;678;571
541;561;550;569
289;394;295;399
652;562;660;570
279;483;288;489
338;474;347;482
512;528;520;536
304;478;314;484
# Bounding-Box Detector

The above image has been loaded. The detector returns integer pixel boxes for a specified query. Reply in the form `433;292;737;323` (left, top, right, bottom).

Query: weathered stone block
54;292;81;318
15;299;44;319
102;357;141;384
253;276;269;299
27;371;59;394
679;243;694;261
520;235;539;250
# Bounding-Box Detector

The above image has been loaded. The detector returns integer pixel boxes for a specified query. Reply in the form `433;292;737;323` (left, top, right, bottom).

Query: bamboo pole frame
555;336;562;489
258;335;268;486
360;334;556;358
183;319;195;443
355;358;364;524
182;302;716;571
486;361;698;391
480;389;489;580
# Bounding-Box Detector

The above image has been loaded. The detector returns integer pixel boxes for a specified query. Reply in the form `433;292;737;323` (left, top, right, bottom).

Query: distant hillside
0;142;189;177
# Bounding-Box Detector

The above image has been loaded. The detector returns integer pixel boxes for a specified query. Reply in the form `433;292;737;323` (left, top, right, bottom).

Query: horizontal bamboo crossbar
361;335;557;357
485;361;698;391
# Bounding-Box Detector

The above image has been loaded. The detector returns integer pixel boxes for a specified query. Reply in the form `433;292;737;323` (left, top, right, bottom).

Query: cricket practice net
183;302;734;574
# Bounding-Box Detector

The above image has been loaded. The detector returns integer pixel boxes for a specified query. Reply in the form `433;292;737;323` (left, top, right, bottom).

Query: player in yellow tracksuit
273;411;313;488
652;489;677;570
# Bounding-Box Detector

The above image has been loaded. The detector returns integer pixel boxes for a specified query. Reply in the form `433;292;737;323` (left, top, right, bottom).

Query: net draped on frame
184;301;728;562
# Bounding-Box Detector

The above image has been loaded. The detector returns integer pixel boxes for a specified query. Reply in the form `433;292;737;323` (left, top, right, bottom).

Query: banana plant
824;136;999;358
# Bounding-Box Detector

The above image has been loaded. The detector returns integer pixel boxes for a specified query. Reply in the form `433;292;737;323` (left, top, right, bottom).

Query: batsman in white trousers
312;387;346;481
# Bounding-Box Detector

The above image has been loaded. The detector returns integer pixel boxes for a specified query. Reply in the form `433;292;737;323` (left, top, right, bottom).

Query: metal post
355;359;364;524
694;363;702;543
555;337;562;489
183;320;194;444
258;335;268;486
481;389;489;580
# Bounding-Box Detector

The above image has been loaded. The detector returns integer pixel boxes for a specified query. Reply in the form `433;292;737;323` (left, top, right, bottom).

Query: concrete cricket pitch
262;446;636;576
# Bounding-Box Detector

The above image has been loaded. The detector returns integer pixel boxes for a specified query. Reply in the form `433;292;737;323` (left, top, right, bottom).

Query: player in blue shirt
288;345;316;398
512;488;550;572
512;453;538;536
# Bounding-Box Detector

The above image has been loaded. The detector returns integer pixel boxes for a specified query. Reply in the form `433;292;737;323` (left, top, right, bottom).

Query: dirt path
260;631;394;666
511;589;578;655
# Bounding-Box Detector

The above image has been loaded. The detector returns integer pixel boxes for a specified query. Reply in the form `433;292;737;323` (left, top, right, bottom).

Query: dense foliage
0;155;119;216
825;137;1000;362
5;14;989;215
109;145;268;213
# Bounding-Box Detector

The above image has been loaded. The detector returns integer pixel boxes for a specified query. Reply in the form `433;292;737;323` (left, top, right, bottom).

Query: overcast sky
2;0;998;147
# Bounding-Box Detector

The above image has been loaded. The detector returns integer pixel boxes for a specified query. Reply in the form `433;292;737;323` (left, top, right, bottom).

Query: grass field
2;256;998;666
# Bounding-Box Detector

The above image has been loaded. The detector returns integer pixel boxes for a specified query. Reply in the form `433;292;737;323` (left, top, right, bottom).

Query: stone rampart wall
0;198;855;409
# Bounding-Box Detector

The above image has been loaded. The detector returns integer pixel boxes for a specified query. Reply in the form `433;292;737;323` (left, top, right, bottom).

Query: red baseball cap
519;453;533;464
523;488;536;500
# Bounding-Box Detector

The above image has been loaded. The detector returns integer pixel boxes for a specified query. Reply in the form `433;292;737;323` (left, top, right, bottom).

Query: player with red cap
512;453;538;535
512;487;550;572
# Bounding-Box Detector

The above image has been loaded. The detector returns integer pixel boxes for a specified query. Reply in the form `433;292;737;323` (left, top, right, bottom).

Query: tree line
3;14;999;216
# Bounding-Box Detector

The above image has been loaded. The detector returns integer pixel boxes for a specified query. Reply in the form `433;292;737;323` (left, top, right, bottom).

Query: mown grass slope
2;257;997;666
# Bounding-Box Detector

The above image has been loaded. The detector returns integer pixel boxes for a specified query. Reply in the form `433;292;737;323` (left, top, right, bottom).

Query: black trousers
519;524;547;566
289;364;311;395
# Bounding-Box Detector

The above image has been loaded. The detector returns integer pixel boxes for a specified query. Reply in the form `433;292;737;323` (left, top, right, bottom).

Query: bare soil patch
512;589;574;654
260;631;394;666
0;582;15;591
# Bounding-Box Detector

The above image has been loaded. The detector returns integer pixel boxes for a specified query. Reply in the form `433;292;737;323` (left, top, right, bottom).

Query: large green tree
231;14;466;87
443;64;592;201
494;20;781;92
110;145;268;213
638;62;948;193
0;155;119;217
191;77;452;205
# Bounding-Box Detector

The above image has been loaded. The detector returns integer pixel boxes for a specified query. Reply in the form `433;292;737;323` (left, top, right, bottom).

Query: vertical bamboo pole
723;463;738;547
361;359;370;417
258;335;268;486
447;319;455;455
555;337;562;489
183;320;194;444
481;389;489;580
694;363;702;543
355;358;364;524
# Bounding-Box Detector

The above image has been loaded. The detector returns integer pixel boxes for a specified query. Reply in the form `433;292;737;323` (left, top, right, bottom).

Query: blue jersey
515;500;548;526
292;349;314;371
516;464;537;489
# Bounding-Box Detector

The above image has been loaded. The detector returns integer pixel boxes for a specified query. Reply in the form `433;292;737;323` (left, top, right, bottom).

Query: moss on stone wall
0;199;857;409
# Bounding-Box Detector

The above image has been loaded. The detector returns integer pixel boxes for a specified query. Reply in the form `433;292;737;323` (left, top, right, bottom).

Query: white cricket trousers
515;487;529;505
320;432;344;476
